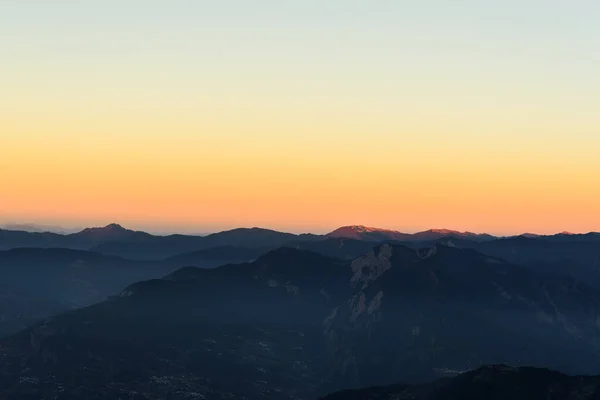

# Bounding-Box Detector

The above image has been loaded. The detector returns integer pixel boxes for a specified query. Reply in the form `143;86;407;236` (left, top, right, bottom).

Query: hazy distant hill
91;227;322;259
409;228;497;242
3;245;600;399
287;237;392;260
0;248;174;337
433;236;600;290
0;223;79;234
0;223;152;251
0;239;369;337
327;225;496;242
163;246;268;268
538;232;600;242
3;223;597;261
0;224;323;259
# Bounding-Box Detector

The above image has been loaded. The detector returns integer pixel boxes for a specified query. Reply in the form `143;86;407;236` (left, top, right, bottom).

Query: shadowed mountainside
0;248;175;337
321;365;600;400
0;224;322;259
0;239;378;338
432;236;600;290
3;245;600;398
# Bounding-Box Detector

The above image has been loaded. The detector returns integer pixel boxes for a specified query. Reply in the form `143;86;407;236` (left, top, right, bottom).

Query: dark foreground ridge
321;365;600;400
2;244;600;399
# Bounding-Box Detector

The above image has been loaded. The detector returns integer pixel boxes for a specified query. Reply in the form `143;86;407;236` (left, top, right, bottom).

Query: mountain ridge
327;225;498;242
4;244;600;398
2;222;599;257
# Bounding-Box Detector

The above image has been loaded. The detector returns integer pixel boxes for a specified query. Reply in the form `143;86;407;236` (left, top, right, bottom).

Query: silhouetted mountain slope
0;223;78;234
115;249;349;330
163;246;268;268
0;280;65;340
0;229;67;250
410;229;496;242
3;245;600;399
0;240;368;337
0;223;151;251
542;232;600;242
72;223;153;245
323;244;600;389
327;226;414;241
91;227;322;259
287;237;391;260
0;224;325;260
162;240;375;270
5;223;597;262
116;237;390;266
0;248;346;399
198;227;321;248
321;365;600;400
327;226;496;242
477;237;600;269
0;248;175;337
433;236;600;290
90;234;208;259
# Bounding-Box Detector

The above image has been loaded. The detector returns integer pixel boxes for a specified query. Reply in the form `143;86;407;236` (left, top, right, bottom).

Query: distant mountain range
3;229;599;338
2;223;598;260
0;223;319;259
327;225;497;242
2;223;600;398
2;223;600;338
3;243;600;398
0;223;80;234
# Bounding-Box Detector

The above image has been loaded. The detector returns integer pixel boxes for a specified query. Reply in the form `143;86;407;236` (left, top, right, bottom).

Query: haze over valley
1;223;600;398
3;1;600;398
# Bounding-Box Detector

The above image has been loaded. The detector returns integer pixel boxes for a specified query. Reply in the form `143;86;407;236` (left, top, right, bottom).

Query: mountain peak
95;223;127;231
425;228;460;234
327;225;406;240
412;229;495;242
327;226;496;242
331;225;396;233
521;232;541;238
105;223;125;230
77;223;133;236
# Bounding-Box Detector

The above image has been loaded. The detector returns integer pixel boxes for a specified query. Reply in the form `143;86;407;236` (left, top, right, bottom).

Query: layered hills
3;243;600;398
2;224;600;398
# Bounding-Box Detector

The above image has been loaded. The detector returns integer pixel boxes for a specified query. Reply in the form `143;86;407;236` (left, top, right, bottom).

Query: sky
1;1;599;235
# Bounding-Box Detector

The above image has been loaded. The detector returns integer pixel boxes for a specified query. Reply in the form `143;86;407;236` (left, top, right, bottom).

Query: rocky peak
78;223;130;236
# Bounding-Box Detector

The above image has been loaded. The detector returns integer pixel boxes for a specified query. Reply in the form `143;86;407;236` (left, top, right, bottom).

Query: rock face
350;244;394;289
324;244;600;391
321;365;600;400
3;245;600;399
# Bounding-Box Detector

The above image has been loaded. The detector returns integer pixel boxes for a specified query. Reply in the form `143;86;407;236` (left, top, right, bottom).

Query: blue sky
2;1;599;234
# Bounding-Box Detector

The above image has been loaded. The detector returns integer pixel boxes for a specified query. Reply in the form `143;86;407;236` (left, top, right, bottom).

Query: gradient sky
2;1;599;234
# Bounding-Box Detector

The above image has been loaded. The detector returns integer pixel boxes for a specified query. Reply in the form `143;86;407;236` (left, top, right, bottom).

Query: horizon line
0;221;597;238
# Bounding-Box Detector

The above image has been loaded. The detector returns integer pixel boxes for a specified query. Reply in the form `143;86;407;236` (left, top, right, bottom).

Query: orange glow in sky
1;1;599;235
